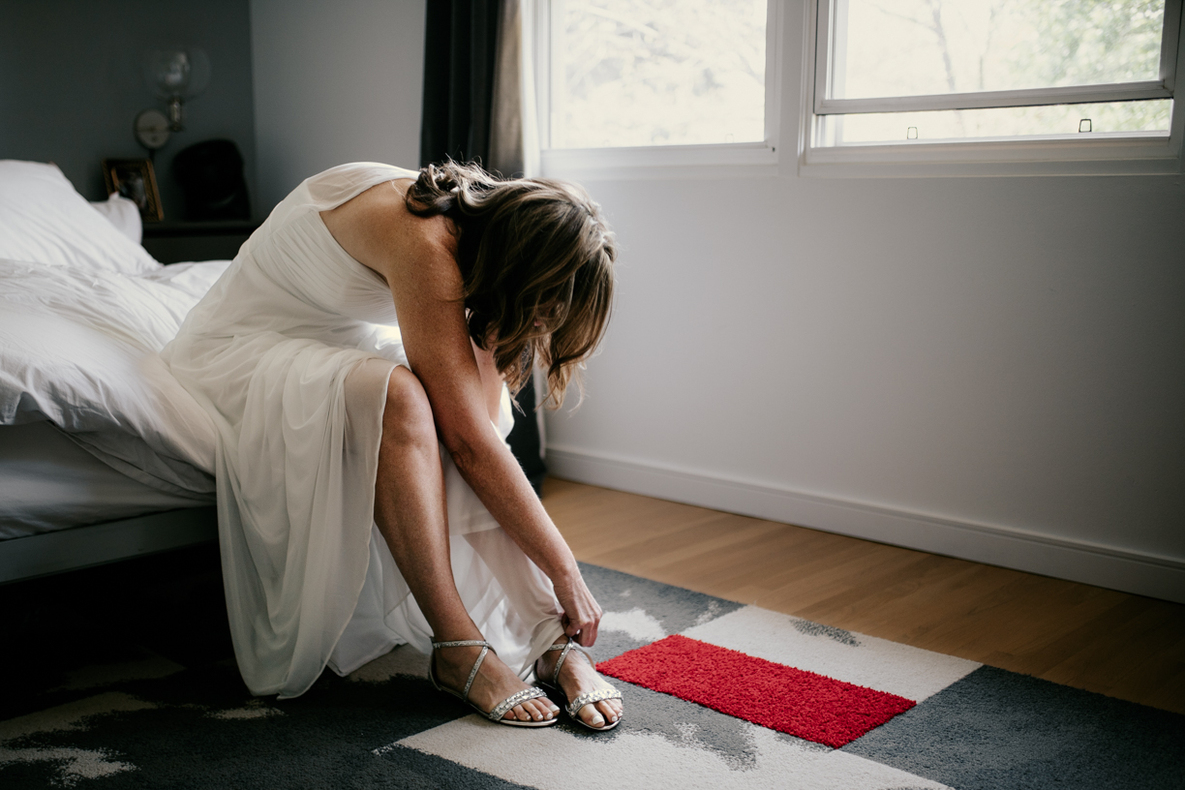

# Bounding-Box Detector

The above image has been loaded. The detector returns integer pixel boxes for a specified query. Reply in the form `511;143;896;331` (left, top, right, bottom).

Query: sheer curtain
489;0;539;177
419;0;547;493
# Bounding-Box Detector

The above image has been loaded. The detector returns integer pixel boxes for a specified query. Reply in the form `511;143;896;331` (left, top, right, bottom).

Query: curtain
489;0;540;177
420;0;547;495
420;0;500;168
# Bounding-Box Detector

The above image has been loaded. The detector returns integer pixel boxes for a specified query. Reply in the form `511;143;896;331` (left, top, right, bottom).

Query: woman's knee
381;367;436;449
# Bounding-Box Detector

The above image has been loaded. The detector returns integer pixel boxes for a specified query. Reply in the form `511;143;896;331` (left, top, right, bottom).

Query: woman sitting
163;161;623;730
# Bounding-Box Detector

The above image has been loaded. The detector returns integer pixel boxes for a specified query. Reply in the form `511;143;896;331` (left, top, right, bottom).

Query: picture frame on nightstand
102;158;164;222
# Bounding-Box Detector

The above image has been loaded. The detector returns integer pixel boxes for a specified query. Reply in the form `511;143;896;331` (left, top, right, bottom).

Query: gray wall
0;0;256;220
250;0;425;212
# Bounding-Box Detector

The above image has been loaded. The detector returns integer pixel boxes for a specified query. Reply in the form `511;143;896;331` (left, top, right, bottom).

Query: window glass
835;0;1167;100
550;0;767;148
823;99;1173;144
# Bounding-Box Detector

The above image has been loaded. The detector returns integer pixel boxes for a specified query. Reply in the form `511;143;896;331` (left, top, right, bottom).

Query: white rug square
395;713;955;790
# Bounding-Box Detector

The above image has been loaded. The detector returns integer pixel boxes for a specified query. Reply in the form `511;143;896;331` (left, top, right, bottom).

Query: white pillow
0;160;160;275
90;192;143;244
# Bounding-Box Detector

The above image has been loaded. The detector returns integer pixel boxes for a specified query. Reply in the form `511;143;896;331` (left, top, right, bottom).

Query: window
804;0;1184;174
536;0;780;176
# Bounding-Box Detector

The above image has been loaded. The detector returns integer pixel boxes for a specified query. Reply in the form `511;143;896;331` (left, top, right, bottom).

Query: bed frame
0;506;217;584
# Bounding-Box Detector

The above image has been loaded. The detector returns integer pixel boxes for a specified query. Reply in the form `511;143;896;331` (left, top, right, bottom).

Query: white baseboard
545;446;1185;604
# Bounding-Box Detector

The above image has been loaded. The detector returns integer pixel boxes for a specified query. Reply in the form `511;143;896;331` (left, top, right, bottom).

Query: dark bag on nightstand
173;139;251;221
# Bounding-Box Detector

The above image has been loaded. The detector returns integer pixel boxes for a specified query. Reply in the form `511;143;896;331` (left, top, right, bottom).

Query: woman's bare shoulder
320;180;457;288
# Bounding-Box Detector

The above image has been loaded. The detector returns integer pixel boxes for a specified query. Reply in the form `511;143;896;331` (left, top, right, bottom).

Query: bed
0;160;227;583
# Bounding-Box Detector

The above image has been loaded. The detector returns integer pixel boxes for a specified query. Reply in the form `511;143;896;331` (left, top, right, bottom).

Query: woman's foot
536;637;623;729
433;642;560;724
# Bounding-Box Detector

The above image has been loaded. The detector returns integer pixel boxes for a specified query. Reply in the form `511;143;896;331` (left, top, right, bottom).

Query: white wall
544;2;1185;602
249;0;426;211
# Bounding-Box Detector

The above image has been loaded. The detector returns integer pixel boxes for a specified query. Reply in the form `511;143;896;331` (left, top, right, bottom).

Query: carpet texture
598;634;916;747
1;551;1182;789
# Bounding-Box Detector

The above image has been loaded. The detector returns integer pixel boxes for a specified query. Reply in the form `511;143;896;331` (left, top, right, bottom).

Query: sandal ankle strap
543;638;592;687
432;639;494;701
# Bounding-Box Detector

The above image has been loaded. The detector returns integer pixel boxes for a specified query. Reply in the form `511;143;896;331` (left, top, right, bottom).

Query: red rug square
597;635;915;748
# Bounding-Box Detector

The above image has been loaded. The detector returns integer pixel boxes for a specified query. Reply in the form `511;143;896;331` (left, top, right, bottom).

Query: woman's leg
371;365;559;723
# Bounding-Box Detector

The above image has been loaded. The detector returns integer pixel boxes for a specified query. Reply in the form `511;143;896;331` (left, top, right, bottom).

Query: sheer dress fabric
162;163;564;699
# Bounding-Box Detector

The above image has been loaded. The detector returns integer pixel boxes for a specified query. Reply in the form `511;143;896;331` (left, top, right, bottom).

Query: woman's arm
393;242;602;645
322;186;603;644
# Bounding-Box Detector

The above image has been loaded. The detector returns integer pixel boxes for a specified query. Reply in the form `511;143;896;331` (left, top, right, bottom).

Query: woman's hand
552;570;603;646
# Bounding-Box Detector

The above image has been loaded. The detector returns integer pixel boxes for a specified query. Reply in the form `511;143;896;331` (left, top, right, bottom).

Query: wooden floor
541;477;1185;715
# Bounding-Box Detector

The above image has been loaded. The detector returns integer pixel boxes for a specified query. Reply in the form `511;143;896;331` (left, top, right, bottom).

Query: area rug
1;559;1182;789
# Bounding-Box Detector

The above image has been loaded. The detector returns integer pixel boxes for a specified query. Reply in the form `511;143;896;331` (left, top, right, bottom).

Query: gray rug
1;549;1182;789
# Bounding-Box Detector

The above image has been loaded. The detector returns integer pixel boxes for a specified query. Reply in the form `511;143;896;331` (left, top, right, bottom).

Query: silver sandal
429;639;557;727
536;638;623;731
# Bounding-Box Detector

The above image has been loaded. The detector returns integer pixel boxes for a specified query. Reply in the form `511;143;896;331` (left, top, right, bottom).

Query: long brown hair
405;160;615;408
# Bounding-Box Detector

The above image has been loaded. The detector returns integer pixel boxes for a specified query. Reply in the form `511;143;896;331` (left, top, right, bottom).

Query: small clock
134;109;171;150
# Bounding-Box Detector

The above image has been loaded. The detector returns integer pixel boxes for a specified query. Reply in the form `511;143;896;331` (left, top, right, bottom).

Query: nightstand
141;220;259;264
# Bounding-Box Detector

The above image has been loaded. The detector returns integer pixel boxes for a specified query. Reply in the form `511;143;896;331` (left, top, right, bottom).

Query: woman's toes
502;700;556;722
507;701;552;722
583;708;606;728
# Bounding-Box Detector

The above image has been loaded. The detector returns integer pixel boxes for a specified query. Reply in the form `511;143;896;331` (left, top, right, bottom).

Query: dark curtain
420;1;499;167
420;0;547;495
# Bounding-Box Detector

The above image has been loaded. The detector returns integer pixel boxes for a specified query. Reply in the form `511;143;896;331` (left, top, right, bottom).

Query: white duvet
0;159;229;497
0;258;228;495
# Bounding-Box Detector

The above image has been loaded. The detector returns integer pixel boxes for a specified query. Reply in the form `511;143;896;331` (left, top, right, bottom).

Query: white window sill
540;141;780;181
799;132;1184;177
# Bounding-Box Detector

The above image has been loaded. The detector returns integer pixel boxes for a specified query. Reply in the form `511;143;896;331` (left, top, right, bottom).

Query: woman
162;161;623;730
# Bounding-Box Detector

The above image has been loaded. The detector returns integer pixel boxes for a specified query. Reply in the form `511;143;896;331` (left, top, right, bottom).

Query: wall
543;2;1185;602
242;0;1182;601
0;0;256;220
249;0;426;213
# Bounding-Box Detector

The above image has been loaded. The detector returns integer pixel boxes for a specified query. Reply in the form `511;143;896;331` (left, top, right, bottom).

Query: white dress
162;163;565;699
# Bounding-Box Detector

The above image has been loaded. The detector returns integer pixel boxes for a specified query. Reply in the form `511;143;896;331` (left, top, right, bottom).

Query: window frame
533;0;784;179
799;0;1185;177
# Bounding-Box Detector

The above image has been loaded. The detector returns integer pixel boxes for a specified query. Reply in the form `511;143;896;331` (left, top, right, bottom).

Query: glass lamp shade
143;48;210;131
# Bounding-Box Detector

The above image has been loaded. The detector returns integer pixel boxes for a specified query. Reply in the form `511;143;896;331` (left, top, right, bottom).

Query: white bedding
0;159;227;508
0;160;158;276
0;259;228;495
